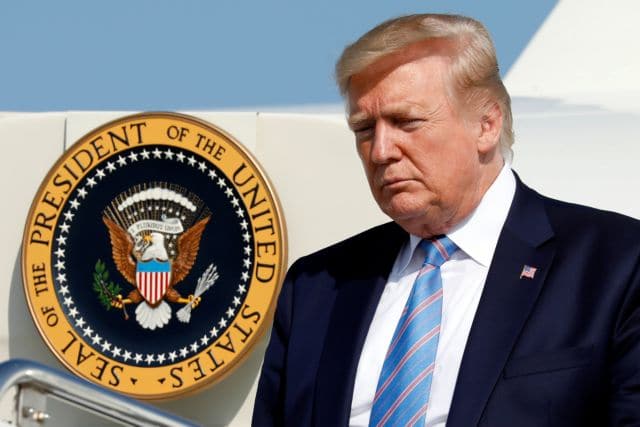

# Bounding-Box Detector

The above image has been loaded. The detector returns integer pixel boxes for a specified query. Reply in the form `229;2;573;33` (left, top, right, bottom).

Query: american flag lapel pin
520;265;537;279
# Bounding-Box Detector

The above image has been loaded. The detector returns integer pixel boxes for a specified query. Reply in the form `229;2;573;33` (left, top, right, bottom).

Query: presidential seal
22;112;287;400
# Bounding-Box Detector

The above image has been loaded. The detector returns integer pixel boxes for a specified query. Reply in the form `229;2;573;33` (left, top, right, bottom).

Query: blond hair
336;14;514;160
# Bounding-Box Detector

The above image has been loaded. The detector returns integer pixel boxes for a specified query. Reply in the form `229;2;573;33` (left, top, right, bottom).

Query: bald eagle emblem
99;184;218;330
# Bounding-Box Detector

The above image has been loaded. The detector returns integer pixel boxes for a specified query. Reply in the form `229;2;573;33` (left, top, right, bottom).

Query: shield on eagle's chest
136;260;172;305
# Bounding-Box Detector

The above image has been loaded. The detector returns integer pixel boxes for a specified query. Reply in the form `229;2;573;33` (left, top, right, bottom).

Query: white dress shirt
349;165;516;427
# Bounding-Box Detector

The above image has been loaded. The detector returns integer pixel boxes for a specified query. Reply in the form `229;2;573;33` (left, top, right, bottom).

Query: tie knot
419;236;457;267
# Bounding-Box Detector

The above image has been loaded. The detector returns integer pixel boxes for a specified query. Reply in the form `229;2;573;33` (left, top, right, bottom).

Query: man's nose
370;122;400;164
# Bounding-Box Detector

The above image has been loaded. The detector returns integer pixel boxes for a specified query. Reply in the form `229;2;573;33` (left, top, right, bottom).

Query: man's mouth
380;177;413;189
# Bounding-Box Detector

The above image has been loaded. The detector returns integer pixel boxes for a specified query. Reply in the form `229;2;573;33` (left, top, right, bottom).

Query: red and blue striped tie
369;236;457;427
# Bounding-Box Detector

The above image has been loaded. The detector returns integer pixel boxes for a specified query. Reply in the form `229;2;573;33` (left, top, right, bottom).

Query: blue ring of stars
53;146;253;367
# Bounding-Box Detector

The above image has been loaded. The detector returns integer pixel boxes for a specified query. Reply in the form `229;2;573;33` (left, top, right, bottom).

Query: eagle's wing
171;216;210;286
102;216;136;285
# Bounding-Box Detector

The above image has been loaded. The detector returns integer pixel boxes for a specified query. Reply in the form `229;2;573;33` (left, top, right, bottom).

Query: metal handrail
0;358;200;426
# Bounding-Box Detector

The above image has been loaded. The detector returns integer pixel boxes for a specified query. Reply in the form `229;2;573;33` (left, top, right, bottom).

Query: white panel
64;111;135;147
0;113;68;366
512;109;640;219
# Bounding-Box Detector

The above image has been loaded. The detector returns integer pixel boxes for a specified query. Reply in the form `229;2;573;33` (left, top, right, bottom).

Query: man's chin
380;201;446;236
381;202;428;225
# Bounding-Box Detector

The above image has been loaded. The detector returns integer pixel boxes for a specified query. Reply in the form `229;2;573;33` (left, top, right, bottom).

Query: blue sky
0;1;557;111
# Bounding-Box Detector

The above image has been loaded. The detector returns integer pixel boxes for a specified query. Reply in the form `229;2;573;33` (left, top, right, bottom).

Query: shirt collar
396;164;516;271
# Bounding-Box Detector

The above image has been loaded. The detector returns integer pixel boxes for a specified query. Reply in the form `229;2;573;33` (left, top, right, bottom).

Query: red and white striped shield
136;260;172;305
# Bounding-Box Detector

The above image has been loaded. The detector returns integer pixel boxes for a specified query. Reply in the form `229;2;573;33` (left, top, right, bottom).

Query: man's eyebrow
383;103;428;117
349;104;429;128
347;113;372;129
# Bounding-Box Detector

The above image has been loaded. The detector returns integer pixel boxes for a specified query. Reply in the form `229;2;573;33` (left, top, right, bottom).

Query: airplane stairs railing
0;358;199;427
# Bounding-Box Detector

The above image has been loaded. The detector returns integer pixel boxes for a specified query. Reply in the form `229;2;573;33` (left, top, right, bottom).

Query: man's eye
354;127;373;139
398;119;423;129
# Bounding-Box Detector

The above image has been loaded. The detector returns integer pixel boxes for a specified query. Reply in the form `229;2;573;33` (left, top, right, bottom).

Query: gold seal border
21;112;288;400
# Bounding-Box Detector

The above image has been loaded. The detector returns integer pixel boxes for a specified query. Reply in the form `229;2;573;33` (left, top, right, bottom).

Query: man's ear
477;101;503;155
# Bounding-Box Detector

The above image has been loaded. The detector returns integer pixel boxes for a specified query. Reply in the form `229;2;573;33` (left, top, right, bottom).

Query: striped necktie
369;236;457;427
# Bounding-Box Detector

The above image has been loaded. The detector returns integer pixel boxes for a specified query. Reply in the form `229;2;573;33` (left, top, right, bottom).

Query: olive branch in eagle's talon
92;259;129;320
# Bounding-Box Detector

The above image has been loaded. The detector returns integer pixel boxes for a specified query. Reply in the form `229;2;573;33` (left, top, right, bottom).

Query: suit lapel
313;223;406;427
447;178;556;427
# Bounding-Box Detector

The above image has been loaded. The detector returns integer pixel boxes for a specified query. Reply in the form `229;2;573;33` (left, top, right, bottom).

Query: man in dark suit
253;14;640;426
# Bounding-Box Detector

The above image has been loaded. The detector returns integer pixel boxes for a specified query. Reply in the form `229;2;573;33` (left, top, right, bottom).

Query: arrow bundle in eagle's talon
177;263;219;323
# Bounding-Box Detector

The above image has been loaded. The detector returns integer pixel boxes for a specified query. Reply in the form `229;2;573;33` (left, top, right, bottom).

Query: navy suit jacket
253;177;640;426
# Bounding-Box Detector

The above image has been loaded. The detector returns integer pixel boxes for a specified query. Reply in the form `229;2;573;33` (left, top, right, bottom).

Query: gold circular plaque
22;112;287;400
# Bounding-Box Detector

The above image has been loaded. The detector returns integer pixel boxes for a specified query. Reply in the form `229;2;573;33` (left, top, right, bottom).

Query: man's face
348;46;497;237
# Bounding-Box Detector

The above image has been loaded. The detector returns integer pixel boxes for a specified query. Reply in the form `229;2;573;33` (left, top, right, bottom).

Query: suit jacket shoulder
288;221;407;282
542;192;640;246
450;180;640;427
